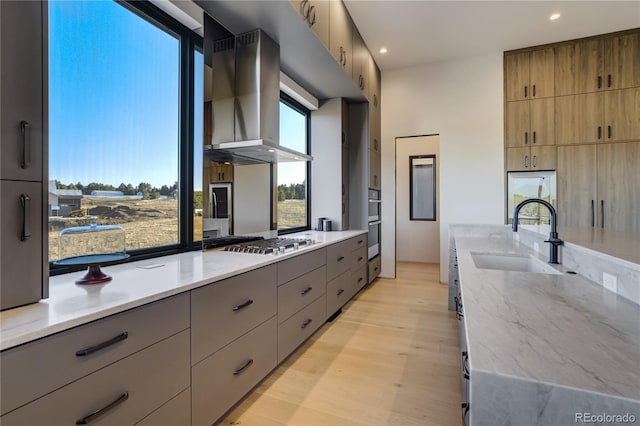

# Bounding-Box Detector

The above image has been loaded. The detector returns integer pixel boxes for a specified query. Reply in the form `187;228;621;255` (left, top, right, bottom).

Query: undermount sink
470;252;561;275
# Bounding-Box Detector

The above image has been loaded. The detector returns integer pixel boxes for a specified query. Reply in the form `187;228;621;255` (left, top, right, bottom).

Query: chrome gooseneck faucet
513;199;563;264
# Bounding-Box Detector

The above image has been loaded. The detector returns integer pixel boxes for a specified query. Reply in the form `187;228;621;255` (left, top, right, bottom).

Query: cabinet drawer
277;248;326;285
326;270;353;316
326;240;352;281
278;266;326;324
351;246;367;271
350;234;367;252
368;256;381;284
278;294;326;363
192;317;277;426
353;265;367;293
1;330;190;426
0;294;189;416
191;265;277;365
136;388;190;426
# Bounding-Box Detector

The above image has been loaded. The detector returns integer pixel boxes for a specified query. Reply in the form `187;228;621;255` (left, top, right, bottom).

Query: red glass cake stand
53;253;130;285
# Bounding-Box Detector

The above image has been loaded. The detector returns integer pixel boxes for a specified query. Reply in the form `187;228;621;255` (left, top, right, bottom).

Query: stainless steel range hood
204;17;312;165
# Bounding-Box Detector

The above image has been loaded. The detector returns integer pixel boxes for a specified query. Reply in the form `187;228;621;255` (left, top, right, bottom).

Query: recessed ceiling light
379;47;388;54
549;13;561;21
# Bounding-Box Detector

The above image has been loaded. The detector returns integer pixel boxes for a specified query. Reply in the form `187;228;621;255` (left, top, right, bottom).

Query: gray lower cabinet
136;389;191;426
326;239;353;281
190;265;277;365
1;330;190;426
277;266;326;323
0;293;189;416
352;265;367;293
277;294;326;363
326;269;353;316
277;248;326;285
368;255;381;284
191;317;277;426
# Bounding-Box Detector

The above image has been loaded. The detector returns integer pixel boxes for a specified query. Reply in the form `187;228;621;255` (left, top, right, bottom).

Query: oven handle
368;199;382;203
368;220;382;226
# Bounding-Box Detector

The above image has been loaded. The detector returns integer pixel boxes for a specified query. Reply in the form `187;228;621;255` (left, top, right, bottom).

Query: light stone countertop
0;230;367;351
454;230;640;403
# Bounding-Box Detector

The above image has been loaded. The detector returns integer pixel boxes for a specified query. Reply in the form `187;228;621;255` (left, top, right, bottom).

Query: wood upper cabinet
604;87;640;142
555;39;604;96
555;92;604;144
505;146;555;172
597;142;640;232
604;32;640;90
505;98;554;147
505;48;554;101
288;0;329;47
329;0;352;76
557;145;597;228
368;54;381;152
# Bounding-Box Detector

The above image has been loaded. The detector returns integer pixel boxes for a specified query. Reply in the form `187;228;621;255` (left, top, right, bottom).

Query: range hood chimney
204;15;312;165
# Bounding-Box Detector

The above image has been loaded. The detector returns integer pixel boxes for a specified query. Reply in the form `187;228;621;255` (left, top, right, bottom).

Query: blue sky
50;0;303;190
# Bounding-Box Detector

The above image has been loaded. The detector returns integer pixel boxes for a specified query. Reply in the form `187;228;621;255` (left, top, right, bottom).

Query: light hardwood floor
220;262;462;426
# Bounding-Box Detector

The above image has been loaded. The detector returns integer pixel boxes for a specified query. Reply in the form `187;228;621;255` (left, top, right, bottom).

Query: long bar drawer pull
20;121;31;169
301;318;313;329
337;256;345;262
232;299;254;311
76;392;129;424
76;332;128;357
337;288;345;296
301;286;313;295
357;239;364;244
233;359;254;376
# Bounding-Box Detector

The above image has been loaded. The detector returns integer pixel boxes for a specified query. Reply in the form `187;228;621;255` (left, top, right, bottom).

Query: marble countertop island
0;230;366;351
451;225;640;425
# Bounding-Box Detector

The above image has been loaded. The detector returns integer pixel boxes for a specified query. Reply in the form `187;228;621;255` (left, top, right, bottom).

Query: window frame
277;92;311;235
409;154;437;222
49;0;203;276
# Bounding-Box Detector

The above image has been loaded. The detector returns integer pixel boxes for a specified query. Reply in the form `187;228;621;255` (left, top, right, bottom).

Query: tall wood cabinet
0;0;48;310
506;28;640;233
558;142;640;232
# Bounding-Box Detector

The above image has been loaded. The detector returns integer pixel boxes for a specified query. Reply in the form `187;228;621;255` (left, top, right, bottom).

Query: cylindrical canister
315;217;325;231
322;219;332;232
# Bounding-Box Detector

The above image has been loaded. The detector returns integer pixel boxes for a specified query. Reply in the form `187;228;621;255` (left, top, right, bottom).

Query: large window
49;0;202;269
278;94;310;233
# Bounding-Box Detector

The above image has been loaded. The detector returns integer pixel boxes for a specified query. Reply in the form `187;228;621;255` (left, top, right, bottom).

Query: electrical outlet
603;272;618;293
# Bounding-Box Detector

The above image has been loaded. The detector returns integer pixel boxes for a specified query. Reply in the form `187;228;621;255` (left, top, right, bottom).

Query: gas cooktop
223;237;315;255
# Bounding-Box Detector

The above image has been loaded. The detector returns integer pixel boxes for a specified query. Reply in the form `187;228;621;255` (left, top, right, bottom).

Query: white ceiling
344;1;640;71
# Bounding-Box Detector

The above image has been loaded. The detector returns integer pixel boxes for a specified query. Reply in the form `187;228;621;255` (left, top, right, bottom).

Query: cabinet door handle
532;155;537;168
301;286;313;295
607;125;612;139
233;359;254;376
597;75;602;89
342;183;345;197
374;175;378;186
357;239;364;244
308;5;316;25
75;332;129;357
358;256;363;262
358;277;364;283
337;256;345;262
524;131;528;145
601;200;604;229
524;85;528;98
374;266;379;272
597;126;602;140
342;202;346;214
524;155;529;168
337;288;345;296
300;0;310;19
20;121;31;169
374;139;378;150
591;199;595;228
20;194;31;241
232;299;254;311
532;84;536;97
607;74;611;88
301;318;313;329
374;94;378;108
532;131;536;144
462;402;470;425
76;392;129;425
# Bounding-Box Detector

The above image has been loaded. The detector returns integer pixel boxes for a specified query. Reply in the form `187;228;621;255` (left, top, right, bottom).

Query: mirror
410;155;437;221
201;12;273;241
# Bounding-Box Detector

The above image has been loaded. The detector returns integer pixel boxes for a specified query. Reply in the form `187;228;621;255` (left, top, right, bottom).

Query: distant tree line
278;182;305;202
54;180;178;200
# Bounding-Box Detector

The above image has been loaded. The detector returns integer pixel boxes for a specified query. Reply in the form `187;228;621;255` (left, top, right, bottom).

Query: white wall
380;53;505;282
396;135;440;263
